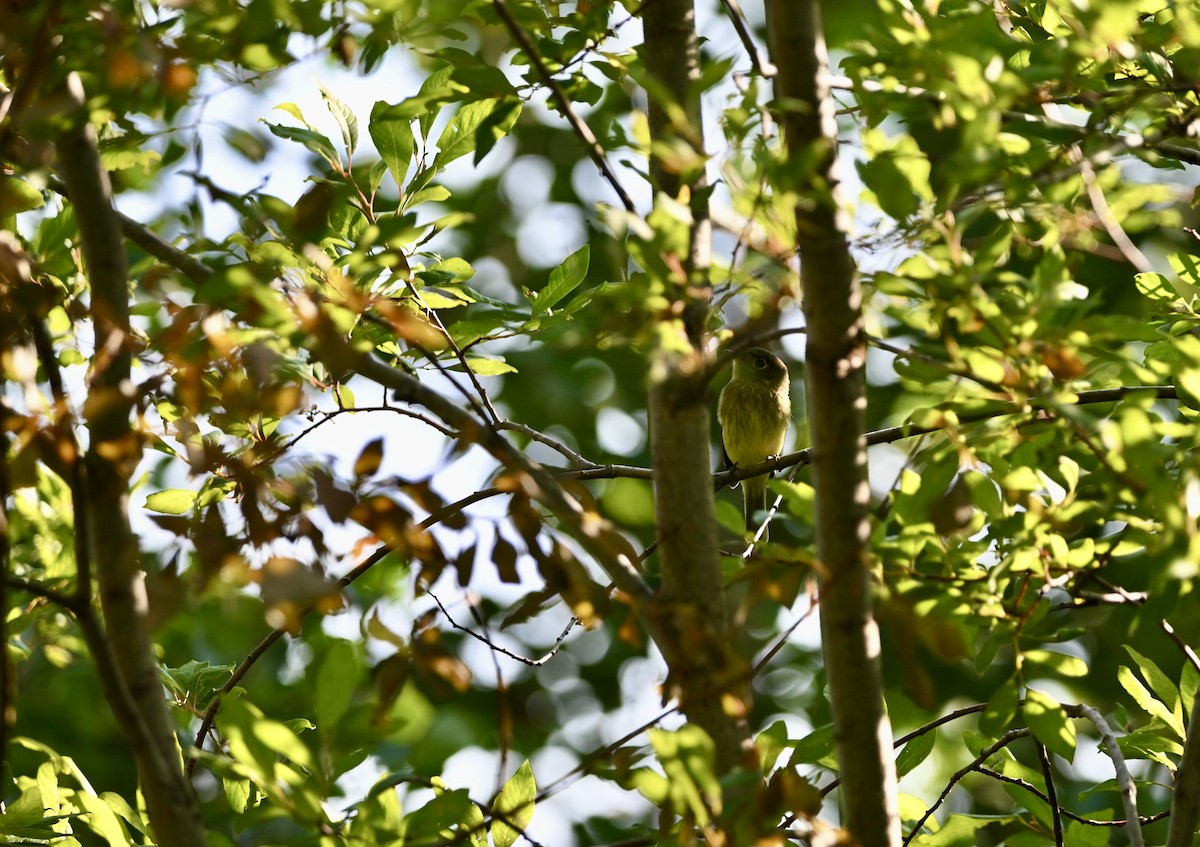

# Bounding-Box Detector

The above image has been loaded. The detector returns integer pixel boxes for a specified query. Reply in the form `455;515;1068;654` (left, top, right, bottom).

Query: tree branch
492;0;636;213
1064;703;1145;847
975;766;1169;828
902;729;1030;845
1035;741;1064;847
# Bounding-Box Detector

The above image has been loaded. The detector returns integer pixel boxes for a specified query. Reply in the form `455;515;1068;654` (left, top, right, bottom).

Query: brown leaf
373;652;411;726
492;533;520;583
354;437;385;478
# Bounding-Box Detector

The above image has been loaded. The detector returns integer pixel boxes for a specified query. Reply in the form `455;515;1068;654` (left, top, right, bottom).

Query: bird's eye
754;358;767;369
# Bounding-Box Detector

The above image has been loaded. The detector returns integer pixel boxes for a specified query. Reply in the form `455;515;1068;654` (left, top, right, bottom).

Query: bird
717;346;792;537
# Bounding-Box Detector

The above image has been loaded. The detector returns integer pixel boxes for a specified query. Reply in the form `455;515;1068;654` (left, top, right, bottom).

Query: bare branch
902;729;1030;846
535;706;680;802
1168;682;1200;847
1064;703;1145;847
497;420;599;469
428;589;579;667
718;0;772;77
976;766;1169;828
1078;154;1154;275
1035;741;1064;847
816;704;987;801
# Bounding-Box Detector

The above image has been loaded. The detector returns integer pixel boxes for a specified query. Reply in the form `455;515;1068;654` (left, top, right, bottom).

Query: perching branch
428;589;579;667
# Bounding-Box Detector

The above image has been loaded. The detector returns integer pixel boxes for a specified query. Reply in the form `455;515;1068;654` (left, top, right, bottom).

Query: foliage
3;0;1200;845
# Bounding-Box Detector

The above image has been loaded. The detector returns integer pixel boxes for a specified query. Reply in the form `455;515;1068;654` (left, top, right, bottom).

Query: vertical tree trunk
1167;684;1200;847
56;74;206;847
641;0;753;774
766;3;901;845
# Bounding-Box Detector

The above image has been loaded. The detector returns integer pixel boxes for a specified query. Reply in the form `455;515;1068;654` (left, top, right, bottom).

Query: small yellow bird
718;347;792;536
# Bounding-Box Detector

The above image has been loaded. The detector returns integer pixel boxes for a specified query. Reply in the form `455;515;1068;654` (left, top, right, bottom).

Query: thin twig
1078;155;1154;274
466;596;511;794
277;404;457;459
1035;741;1064;847
534;706;679;802
818;704;988;800
188;542;393;773
497;421;599;469
428;590;579;667
718;0;771;77
975;766;1169;827
492;0;637;212
750;592;820;676
1088;576;1200;674
902;728;1030;846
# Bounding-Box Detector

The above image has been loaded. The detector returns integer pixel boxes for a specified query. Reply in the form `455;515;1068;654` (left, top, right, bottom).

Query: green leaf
1023;688;1076;759
1024;649;1088;679
913;813;1008;846
76;792;130;847
649;725;721;826
1118;665;1184;738
97;792;149;838
979;681;1019;737
896;731;936;777
224;777;251;814
370;100;416;189
415;287;474;309
316;640;359;735
462;798;488;847
1124;646;1181;716
405;788;473;846
418;65;465;138
0;176;45;215
262;120;341;171
463;356;517;376
145;489;198;515
756;720;790;773
434;99;507;169
159;659;233;709
1182;661;1198;723
492;760;536;847
788;724;837;767
531;245;589;315
319;82;358;157
473;99;521;164
1134;272;1178;303
1168;253;1200;301
858;128;932;220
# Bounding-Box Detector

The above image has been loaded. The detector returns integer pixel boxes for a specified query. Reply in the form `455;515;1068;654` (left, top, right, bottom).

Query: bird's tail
742;475;767;536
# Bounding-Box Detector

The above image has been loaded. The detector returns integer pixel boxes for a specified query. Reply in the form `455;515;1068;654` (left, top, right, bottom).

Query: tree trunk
766;3;901;845
641;0;753;774
56;73;207;847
